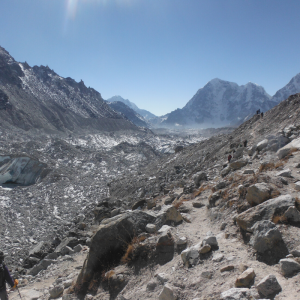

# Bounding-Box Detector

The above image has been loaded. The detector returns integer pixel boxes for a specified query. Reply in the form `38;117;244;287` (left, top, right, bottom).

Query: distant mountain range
106;74;300;129
0;46;138;133
1;44;300;132
158;75;300;127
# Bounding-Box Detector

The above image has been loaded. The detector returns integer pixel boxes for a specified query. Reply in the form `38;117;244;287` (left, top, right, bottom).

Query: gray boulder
49;285;64;299
277;137;300;159
246;183;271;206
249;221;283;253
158;284;175;300
221;288;259;300
256;139;269;151
155;205;183;228
193;171;208;187
276;169;292;178
181;242;201;267
229;159;248;171
256;274;282;298
28;259;57;276
236;194;295;232
202;235;218;250
156;231;175;264
279;258;300;277
76;210;156;292
282;206;300;223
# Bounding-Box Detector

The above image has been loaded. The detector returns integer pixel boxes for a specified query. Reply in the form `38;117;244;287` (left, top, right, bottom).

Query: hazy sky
1;0;300;116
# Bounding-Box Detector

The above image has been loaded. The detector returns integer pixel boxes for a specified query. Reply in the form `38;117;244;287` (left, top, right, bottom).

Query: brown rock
220;265;234;272
235;268;255;287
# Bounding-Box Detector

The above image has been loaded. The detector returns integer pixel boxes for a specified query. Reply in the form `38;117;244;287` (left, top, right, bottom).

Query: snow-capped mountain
106;100;149;128
271;73;300;104
0;46;137;133
161;79;275;127
106;95;156;120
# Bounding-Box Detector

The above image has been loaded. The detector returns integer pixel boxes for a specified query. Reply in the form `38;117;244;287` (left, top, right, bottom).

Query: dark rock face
76;211;156;293
0;46;138;133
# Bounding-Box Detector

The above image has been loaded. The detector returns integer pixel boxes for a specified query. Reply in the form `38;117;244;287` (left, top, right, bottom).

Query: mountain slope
271;73;300;104
161;78;274;127
107;95;156;120
107;100;149;127
0;46;138;133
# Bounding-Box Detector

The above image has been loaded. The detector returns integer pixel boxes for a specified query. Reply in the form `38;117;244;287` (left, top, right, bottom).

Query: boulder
193;172;208;187
28;241;50;259
235;268;255;287
256;139;269;151
158;284;175;300
28;259;57;276
214;181;227;190
295;181;300;191
212;253;224;262
276;169;292;178
221;166;231;177
156;231;175;264
20;289;43;300
146;224;156;233
291;248;300;257
221;288;259;300
233;147;244;159
246;183;272;206
277;137;300;159
220;265;234;272
282;206;300;223
202;236;218;250
236;194;295;232
49;285;64;299
256;274;282;298
249;221;283;253
199;244;211;254
279;258;300;277
76;210;156;292
55;237;78;254
163;195;175;205
155;205;183;228
229;159;248;171
147;280;157;291
111;208;122;217
132;199;146;210
243;169;255;175
73;244;83;253
181;243;201;267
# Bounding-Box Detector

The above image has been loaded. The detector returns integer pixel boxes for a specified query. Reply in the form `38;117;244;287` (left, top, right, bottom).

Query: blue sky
1;0;300;116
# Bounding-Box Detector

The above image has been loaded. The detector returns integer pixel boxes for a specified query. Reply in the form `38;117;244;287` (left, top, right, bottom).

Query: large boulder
28;259;57;276
181;242;201;267
193;171;207;187
236;194;295;232
249;221;283;253
156;231;175;264
256;139;268;152
277;137;300;159
279;258;300;277
220;288;259;300
256;274;282;298
235;268;255;288
229;159;248;171
155;205;183;228
246;183;272;206
76;211;156;293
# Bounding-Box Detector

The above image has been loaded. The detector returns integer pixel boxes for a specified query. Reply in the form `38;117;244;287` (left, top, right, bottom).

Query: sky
1;0;300;116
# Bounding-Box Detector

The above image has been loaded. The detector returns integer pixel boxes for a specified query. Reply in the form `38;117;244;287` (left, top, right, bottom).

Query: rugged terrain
158;75;300;128
2;93;300;300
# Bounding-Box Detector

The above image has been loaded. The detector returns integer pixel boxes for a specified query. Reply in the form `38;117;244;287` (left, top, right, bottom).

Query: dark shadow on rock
256;240;289;265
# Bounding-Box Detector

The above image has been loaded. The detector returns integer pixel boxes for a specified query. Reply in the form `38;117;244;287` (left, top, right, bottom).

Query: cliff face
0;46;138;133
